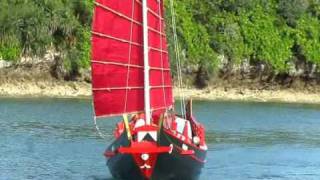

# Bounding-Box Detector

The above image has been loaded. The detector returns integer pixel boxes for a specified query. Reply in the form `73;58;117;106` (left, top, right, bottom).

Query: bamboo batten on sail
91;0;173;118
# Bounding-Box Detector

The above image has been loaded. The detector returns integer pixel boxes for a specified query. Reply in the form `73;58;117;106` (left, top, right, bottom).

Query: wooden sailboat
91;0;207;179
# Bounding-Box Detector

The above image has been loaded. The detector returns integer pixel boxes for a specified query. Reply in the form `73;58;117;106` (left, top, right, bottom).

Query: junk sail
91;0;173;118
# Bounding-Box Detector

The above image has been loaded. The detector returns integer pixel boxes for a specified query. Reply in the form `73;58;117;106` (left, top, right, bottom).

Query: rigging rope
158;0;167;109
124;0;136;113
91;2;107;139
94;116;107;139
92;101;107;139
169;0;186;119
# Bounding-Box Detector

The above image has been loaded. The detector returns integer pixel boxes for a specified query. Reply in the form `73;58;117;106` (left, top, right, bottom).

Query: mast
142;0;151;125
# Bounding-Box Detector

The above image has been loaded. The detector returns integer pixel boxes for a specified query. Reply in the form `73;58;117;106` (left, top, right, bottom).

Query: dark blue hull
106;128;207;180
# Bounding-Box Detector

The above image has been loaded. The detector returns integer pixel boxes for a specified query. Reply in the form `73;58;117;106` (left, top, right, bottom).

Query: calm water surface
1;98;320;180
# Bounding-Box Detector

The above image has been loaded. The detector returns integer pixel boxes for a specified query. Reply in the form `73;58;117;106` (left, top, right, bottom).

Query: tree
295;14;320;65
0;0;93;76
166;0;217;87
240;6;294;72
278;0;310;27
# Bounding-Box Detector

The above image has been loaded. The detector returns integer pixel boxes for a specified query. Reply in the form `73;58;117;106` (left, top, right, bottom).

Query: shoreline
0;81;91;99
174;88;320;105
1;81;320;105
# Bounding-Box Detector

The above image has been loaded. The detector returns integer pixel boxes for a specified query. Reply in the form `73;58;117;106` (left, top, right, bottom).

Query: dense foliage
166;0;320;82
0;0;93;74
0;0;320;83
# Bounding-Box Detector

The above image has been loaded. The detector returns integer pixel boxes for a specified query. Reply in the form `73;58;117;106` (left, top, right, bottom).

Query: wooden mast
142;0;151;125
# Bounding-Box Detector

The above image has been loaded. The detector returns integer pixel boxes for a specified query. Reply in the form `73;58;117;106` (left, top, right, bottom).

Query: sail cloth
91;0;173;118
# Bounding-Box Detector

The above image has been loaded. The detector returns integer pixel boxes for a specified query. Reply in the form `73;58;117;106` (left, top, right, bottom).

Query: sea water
1;98;320;180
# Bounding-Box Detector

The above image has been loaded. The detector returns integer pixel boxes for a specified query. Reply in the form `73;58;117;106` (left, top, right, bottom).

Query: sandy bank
0;81;91;98
174;87;320;104
1;81;320;104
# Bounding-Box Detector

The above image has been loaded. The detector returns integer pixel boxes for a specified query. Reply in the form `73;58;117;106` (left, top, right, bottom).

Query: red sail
91;0;173;118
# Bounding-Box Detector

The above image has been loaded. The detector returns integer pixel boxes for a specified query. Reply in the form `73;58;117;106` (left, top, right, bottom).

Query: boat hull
106;128;206;180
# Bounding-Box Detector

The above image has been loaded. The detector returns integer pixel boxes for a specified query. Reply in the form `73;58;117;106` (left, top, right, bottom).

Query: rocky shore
1;79;320;105
174;87;320;104
1;61;320;104
0;81;91;98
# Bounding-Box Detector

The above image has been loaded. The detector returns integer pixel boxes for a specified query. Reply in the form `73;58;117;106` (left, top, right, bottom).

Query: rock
39;84;46;90
240;59;250;74
50;55;68;80
79;68;92;83
70;82;79;91
238;89;245;95
20;49;57;65
0;60;12;69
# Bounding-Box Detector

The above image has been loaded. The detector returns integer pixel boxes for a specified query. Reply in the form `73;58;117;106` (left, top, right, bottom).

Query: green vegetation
0;0;93;74
0;0;320;86
166;0;320;86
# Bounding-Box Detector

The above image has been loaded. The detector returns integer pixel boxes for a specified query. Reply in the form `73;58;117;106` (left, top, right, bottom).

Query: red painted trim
118;143;171;154
173;145;206;164
163;129;206;152
131;125;159;135
104;151;116;158
134;125;158;132
189;154;206;164
114;141;171;179
180;150;195;155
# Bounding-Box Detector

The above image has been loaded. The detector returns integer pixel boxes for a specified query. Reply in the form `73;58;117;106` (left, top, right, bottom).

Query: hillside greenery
0;0;320;85
167;0;320;81
0;0;93;75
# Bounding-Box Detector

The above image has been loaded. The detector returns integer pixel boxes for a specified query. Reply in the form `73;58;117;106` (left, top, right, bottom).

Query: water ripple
0;121;114;140
206;130;320;146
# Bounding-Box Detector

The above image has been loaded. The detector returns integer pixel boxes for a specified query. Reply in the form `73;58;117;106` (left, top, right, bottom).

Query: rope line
158;1;167;109
91;1;107;139
92;60;171;71
124;0;136;113
92;85;172;91
135;0;164;21
170;0;186;118
95;1;166;37
92;31;168;54
94;116;107;139
92;100;107;139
